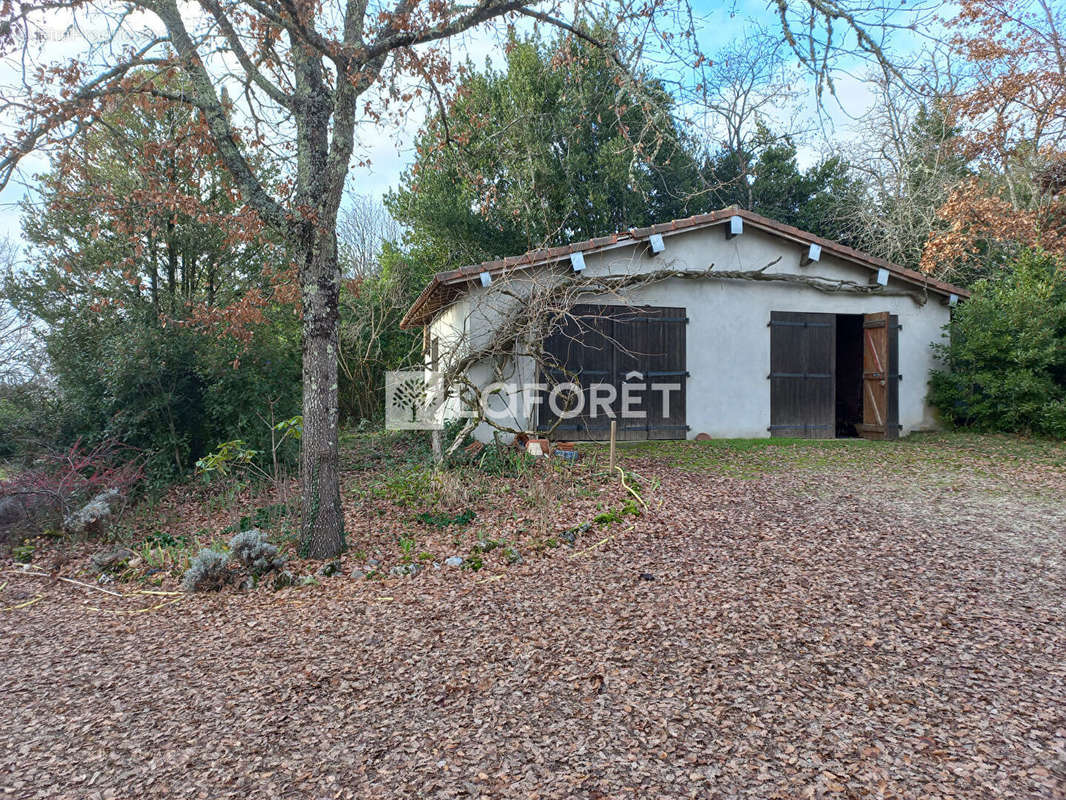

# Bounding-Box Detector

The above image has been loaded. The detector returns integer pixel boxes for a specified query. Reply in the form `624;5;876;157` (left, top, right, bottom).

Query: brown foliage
922;178;1066;273
923;0;1066;274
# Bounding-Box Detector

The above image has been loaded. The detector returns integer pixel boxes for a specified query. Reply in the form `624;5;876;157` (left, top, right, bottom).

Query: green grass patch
586;432;1066;480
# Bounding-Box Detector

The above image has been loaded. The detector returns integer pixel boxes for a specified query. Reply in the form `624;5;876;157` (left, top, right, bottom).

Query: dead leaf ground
2;433;1065;799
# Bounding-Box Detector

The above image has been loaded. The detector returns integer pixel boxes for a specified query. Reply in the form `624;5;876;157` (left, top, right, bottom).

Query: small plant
380;467;434;506
12;540;34;563
144;530;187;549
228;528;286;576
398;534;416;560
195;439;260;478
594;507;622;525
272;571;295;589
181;548;231;592
416;509;475;527
137;538;193;575
594;500;641;526
462;552;484;571
318;559;341;577
530;536;560;552
197;407;302;490
467;443;535;477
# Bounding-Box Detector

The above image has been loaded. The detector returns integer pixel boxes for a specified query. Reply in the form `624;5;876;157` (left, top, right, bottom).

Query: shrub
181;529;289;591
416;509;475;527
228;528;285;576
0;438;142;547
4;304;301;487
450;441;535;477
181;548;231;592
0;381;57;460
930;250;1066;437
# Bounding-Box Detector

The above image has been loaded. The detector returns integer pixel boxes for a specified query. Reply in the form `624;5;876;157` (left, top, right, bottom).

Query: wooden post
431;429;442;463
608;420;617;472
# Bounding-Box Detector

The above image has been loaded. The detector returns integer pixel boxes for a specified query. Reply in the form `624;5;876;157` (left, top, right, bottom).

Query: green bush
16;307;300;486
930;250;1066;437
0;382;57;460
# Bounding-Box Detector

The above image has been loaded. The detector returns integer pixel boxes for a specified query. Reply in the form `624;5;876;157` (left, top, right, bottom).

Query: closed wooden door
540;304;687;440
768;311;836;438
858;312;900;440
540;305;615;440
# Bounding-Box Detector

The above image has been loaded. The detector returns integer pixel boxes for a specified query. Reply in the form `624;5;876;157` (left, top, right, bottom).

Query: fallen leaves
1;435;1066;798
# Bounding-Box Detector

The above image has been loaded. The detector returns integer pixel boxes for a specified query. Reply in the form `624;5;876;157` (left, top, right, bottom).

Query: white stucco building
400;208;968;442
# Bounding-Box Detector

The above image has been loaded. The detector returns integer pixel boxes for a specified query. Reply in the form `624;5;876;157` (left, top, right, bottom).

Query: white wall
431;222;952;439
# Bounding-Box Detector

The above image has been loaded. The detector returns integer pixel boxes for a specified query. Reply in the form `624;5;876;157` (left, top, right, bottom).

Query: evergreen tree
388;31;704;271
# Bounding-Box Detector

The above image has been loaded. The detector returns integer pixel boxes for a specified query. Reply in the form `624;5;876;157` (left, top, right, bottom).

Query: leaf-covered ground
2;434;1065;798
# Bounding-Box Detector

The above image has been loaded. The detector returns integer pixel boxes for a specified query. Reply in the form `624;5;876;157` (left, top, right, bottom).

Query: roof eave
400;208;971;327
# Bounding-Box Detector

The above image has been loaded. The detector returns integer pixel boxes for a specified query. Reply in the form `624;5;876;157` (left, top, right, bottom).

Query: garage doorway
769;310;899;439
835;315;864;436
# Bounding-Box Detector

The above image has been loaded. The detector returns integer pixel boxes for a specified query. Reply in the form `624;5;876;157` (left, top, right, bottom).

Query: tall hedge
930;250;1066;437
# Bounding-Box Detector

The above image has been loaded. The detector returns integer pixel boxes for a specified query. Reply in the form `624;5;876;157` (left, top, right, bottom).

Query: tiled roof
399;207;969;328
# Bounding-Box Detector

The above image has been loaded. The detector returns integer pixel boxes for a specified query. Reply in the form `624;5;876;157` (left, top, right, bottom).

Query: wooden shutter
612;306;647;442
858;312;900;440
646;307;688;441
769;311;836;438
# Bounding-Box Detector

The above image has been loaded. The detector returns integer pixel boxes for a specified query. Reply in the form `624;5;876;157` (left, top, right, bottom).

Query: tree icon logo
385;370;443;430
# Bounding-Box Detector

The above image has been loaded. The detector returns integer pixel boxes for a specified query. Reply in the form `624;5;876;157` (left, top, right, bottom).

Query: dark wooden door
858;312;900;440
540;305;615;440
540;304;687;441
769;311;836;438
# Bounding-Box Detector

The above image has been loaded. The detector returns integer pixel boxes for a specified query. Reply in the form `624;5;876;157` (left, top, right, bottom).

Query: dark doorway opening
835;314;864;437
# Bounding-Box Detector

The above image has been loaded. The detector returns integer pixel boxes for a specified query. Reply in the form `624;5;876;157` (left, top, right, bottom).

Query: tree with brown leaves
0;0;915;558
922;0;1066;277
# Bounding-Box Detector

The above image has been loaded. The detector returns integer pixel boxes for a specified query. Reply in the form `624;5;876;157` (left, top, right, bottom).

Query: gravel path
2;442;1065;799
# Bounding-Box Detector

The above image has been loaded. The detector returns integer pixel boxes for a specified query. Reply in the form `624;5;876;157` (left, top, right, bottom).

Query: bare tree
336;196;415;421
1;0;918;557
0;239;42;386
338;194;403;278
693;31;806;205
840;55;969;272
0;307;38;386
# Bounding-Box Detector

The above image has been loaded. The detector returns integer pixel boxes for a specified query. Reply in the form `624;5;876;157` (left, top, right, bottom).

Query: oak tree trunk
299;227;345;558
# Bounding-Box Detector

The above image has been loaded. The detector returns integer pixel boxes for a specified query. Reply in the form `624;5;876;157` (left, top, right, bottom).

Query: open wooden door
858;312;900;440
